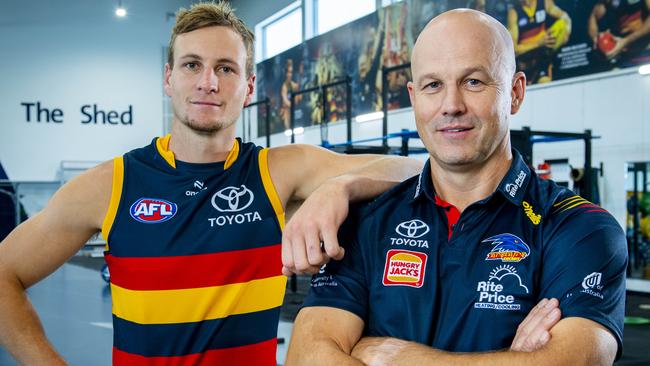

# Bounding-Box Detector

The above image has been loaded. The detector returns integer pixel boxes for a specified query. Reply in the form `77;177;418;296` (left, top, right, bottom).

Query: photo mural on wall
256;0;650;137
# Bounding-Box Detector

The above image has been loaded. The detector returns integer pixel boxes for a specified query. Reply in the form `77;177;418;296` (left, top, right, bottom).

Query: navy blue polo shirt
303;150;627;355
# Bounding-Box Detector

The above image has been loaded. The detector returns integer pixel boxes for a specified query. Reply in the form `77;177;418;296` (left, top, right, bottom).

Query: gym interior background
1;0;649;364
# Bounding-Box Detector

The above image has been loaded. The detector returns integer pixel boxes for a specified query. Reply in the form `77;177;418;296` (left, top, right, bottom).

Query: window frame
255;1;303;62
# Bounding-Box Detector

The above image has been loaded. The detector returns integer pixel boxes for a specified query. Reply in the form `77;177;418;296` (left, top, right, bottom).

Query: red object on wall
597;32;616;54
537;162;551;180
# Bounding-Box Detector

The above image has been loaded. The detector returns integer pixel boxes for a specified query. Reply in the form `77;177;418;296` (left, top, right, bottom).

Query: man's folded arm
285;306;366;366
350;316;616;366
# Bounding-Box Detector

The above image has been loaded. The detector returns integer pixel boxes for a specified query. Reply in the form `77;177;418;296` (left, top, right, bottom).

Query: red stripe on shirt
112;338;277;366
520;25;545;42
435;196;460;241
105;244;281;291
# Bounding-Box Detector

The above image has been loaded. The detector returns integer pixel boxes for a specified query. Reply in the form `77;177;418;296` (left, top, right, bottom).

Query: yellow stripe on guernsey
101;156;124;247
111;275;286;324
155;134;240;170
155;134;176;168
258;148;286;230
553;195;590;213
224;138;240;170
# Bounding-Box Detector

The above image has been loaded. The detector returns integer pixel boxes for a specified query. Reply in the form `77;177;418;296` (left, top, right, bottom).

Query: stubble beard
177;111;235;136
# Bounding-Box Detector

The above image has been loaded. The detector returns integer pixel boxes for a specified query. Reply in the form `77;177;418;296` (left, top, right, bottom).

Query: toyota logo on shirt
211;185;254;212
395;219;430;239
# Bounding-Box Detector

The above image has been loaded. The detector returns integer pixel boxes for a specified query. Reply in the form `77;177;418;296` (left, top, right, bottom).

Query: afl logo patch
382;249;427;288
130;198;177;223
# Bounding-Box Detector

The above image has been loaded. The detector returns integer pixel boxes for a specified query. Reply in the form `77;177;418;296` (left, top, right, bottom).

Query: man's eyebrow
461;66;490;75
415;72;440;86
415;66;492;85
177;54;239;67
178;53;203;61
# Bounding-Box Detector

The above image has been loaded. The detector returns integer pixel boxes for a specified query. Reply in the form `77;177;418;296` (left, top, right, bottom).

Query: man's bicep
541;209;627;357
268;144;380;202
0;161;112;287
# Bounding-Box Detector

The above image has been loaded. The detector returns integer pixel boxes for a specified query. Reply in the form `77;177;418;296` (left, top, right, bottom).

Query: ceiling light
355;111;384;123
639;64;650;75
115;0;127;17
284;127;304;136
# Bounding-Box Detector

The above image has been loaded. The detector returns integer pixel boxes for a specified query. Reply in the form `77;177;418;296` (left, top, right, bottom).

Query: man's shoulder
123;137;160;159
529;176;622;236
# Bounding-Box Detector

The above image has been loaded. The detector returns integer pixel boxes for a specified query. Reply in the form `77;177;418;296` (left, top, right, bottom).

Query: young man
288;9;626;366
0;3;421;365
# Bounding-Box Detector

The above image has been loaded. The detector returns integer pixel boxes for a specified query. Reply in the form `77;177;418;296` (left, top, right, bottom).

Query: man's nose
441;85;467;117
197;68;218;93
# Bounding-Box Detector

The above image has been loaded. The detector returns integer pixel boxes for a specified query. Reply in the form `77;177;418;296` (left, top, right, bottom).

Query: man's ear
510;71;526;114
164;63;173;97
244;74;256;107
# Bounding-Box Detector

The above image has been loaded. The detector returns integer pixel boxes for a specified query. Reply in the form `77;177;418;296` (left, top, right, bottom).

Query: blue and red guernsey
101;135;286;365
305;149;627;358
515;0;547;46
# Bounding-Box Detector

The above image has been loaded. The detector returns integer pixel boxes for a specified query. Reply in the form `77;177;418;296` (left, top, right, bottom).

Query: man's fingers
291;235;310;274
305;230;325;266
512;298;549;350
525;307;561;350
332;246;345;261
516;298;548;333
320;226;344;260
281;234;294;274
281;266;293;277
511;298;561;352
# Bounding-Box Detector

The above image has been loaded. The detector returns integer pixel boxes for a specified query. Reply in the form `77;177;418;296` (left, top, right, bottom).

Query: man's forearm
0;274;65;365
335;156;422;202
623;18;650;45
354;318;616;366
286;339;365;366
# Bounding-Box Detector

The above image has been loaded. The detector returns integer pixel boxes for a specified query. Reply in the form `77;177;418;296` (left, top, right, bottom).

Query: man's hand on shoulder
282;178;350;275
267;144;422;276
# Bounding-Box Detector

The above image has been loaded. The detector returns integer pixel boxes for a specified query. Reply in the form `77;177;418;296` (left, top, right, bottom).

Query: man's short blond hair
168;1;255;76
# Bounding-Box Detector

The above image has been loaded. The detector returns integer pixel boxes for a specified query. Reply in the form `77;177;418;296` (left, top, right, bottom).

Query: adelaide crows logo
483;233;530;263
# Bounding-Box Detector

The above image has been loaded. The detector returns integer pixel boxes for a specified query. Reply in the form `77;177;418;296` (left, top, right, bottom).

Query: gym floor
0;258;648;366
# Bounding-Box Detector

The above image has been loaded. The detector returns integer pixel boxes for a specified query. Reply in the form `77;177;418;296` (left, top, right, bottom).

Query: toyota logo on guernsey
396;219;430;238
208;185;262;227
390;219;430;249
211;185;254;212
130;198;177;223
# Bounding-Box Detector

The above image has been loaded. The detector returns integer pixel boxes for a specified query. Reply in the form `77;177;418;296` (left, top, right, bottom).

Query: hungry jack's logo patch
382;249;427;288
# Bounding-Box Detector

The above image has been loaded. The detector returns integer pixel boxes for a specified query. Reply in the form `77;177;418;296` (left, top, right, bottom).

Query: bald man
286;9;626;366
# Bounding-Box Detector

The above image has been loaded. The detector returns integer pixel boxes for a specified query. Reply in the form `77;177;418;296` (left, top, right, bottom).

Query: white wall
0;0;189;181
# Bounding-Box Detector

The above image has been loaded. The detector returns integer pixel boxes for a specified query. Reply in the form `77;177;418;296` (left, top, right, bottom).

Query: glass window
316;0;375;35
261;3;303;59
381;0;404;6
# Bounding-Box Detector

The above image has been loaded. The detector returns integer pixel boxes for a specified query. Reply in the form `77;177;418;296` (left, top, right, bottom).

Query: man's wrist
322;174;356;201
